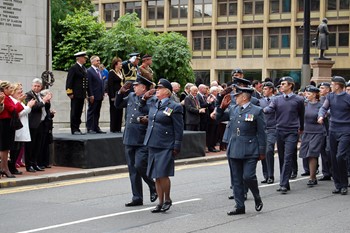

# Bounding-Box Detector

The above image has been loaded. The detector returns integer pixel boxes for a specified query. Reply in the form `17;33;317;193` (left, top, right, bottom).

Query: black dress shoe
125;200;143;207
301;172;310;176
34;166;45;171
227;208;245;215
72;131;85;135
307;179;318;186
318;176;331;181
87;130;97;134
26;166;36;172
208;147;219;152
150;192;158;203
332;188;341;194
228;195;235;200
12;170;23;175
341;188;348;195
277;187;288;194
45;165;52;168
267;178;274;184
161;200;172;212
96;130;107;134
290;173;297;179
254;198;263;212
151;204;163;213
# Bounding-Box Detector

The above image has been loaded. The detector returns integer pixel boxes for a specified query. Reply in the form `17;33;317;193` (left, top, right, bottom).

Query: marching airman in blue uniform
216;86;266;215
114;75;157;207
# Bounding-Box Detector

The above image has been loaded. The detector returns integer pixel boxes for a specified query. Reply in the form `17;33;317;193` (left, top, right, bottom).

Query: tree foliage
52;10;105;70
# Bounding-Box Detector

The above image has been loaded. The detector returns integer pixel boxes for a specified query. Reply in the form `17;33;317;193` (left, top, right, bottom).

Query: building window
194;71;210;85
270;0;291;13
329;25;349;47
194;0;212;18
193;31;211;51
147;0;164;20
269;27;290;49
327;0;350;10
242;28;263;49
217;30;236;50
243;0;264;15
170;0;188;18
125;2;142;18
104;3;120;22
298;0;320;11
218;0;237;16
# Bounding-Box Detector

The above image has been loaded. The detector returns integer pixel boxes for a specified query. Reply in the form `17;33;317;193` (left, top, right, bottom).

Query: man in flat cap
122;53;140;83
66;51;88;135
318;76;350;195
264;76;305;194
217;86;266;215
139;54;154;81
114;74;157;207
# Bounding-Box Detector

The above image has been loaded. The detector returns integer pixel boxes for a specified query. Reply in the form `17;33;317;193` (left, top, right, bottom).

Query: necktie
158;101;162;109
267;97;270;102
96;68;102;80
285;95;289;99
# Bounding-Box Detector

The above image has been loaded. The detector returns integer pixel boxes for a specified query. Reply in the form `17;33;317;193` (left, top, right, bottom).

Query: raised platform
53;131;206;169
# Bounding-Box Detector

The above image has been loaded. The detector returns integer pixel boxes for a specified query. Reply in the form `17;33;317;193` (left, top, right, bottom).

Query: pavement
0;149;227;189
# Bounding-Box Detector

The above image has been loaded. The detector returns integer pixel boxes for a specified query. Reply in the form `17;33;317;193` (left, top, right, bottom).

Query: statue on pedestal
314;18;331;60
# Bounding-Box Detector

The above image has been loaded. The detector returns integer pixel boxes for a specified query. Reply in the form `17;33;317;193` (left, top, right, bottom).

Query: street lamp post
301;0;311;88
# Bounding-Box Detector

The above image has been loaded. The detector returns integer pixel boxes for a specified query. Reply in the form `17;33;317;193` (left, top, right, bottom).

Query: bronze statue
315;18;331;60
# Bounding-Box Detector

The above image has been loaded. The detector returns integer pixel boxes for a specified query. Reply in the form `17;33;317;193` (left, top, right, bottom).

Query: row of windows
101;0;350;22
192;25;349;51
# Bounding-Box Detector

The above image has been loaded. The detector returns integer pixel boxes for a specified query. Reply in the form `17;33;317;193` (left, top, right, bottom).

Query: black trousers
70;97;85;133
109;98;123;132
25;123;44;167
86;99;102;131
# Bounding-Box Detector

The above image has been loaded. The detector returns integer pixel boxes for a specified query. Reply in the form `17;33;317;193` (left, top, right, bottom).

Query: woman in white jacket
9;83;36;175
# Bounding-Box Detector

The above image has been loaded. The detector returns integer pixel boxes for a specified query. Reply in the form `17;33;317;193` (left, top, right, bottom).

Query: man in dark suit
217;86;266;215
180;83;194;128
25;78;52;172
66;51;88;135
184;86;205;131
86;55;105;134
114;75;157;207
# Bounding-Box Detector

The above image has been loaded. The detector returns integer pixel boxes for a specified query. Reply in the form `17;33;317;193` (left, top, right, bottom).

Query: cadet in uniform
114;75;157;207
140;79;184;213
216;86;266;215
66;51;88;135
318;76;350;195
122;53;140;83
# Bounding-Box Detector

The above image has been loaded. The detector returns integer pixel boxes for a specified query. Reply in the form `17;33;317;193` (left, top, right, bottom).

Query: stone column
310;60;335;84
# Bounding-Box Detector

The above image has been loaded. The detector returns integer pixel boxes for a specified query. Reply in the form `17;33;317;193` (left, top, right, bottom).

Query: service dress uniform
122;53;140;82
114;76;157;205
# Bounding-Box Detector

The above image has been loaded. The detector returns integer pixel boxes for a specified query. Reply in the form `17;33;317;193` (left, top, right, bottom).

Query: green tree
52;10;105;70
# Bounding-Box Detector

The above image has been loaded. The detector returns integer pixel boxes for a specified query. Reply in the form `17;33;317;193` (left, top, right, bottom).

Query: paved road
1;160;349;233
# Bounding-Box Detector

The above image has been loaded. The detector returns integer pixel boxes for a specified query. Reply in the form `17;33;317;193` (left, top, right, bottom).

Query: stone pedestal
310;60;335;85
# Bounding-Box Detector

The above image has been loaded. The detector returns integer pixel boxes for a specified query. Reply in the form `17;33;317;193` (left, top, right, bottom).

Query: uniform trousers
320;135;332;177
329;131;350;189
70;97;85;133
229;158;260;209
277;130;299;188
125;145;156;201
86;99;102;131
264;129;276;179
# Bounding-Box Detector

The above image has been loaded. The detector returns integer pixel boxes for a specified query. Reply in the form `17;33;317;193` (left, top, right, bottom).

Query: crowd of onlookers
0;79;54;178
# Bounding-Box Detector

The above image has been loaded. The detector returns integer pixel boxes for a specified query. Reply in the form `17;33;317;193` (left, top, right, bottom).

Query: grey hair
32;78;42;84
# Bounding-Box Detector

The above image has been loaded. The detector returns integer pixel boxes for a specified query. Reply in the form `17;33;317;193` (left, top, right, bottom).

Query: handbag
10;110;23;130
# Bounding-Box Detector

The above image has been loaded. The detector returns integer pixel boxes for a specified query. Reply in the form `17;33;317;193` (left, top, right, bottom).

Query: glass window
194;0;212;18
270;0;279;13
193;31;211;51
299;0;319;11
125;2;142;18
327;0;337;10
255;1;264;14
269;27;290;49
104;3;120;22
147;0;164;20
339;33;349;46
282;0;291;12
217;30;237;50
340;0;350;9
194;38;201;50
244;2;253;14
270;35;279;48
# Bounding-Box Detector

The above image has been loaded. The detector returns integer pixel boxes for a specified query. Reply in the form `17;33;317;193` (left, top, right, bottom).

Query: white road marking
17;198;202;233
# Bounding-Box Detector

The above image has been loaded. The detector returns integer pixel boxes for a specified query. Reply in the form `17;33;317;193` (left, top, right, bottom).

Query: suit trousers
109;98;123;132
125;145;156;201
70;97;85;133
329;131;350;189
230;158;260;209
264;129;276;179
277;130;299;188
86;99;102;131
25;123;44;167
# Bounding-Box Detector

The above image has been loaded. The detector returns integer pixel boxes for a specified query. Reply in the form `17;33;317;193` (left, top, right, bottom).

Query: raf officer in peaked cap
66;51;89;135
115;74;157;207
122;53;140;83
216;86;266;215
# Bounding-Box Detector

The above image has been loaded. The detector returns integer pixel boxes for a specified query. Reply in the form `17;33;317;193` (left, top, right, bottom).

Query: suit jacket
107;69;124;99
217;103;266;159
197;93;209;124
66;63;88;98
184;95;200;125
87;66;104;101
180;91;188;102
115;92;149;146
142;97;183;150
25;90;48;129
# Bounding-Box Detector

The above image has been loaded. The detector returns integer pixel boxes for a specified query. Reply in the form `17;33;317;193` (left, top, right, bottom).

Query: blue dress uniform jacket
217;103;266;159
142;97;184;151
115;92;149;146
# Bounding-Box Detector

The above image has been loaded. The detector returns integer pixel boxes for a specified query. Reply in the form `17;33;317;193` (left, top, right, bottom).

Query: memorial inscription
0;0;23;28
